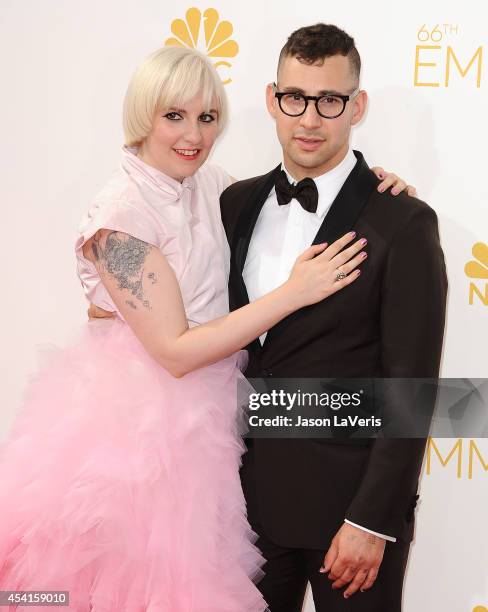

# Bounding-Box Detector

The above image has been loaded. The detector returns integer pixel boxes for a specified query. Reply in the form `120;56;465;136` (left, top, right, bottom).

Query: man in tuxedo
219;23;448;612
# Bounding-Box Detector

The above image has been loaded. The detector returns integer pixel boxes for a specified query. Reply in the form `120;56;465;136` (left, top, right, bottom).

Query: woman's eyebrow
167;107;218;114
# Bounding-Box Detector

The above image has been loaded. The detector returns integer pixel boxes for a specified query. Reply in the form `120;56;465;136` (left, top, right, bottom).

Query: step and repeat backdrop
1;1;486;611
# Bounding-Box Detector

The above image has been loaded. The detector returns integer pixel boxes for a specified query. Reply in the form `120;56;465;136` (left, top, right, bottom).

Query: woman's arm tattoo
92;231;156;310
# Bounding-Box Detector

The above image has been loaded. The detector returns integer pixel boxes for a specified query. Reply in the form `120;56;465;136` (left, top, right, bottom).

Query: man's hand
87;303;116;321
320;523;386;599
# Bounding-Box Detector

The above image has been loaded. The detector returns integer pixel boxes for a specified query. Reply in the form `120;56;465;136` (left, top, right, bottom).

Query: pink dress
0;147;266;611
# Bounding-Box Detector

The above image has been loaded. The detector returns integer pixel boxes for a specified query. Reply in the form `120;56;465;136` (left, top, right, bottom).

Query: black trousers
255;526;411;612
241;441;412;611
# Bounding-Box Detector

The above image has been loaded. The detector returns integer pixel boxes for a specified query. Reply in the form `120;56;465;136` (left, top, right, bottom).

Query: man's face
266;54;367;180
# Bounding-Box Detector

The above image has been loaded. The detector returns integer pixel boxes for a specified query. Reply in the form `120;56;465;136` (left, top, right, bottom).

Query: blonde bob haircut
123;46;228;147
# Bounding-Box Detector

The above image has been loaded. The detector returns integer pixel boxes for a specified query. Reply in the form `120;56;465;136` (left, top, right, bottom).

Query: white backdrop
1;1;487;611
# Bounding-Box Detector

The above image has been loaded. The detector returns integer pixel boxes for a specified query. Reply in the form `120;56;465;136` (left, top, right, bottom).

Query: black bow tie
275;170;319;213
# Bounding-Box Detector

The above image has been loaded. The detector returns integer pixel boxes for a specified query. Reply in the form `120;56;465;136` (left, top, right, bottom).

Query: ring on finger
335;268;347;282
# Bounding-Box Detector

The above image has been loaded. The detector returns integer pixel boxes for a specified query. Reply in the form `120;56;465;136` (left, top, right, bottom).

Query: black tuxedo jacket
220;151;448;549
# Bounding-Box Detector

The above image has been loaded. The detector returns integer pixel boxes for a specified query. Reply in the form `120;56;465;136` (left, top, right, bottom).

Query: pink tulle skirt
0;318;266;611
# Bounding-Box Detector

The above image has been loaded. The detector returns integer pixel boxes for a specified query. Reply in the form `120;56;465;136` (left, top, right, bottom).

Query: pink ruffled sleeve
75;200;161;315
77;199;160;251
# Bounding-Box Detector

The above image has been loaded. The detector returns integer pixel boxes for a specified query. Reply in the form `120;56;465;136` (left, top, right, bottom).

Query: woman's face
139;93;220;182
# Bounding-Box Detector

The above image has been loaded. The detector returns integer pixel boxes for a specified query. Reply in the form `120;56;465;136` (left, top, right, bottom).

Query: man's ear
265;83;277;119
351;90;368;126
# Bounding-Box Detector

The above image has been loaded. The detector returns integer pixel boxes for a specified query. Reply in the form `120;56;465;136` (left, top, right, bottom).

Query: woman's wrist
275;281;305;315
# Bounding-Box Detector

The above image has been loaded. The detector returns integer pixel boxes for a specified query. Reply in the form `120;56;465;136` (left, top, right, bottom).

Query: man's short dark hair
277;23;361;84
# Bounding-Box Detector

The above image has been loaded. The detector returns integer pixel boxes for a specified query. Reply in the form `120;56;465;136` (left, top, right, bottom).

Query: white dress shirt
243;149;357;343
242;148;396;543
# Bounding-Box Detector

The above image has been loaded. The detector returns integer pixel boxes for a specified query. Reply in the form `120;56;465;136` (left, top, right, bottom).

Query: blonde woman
0;47;410;610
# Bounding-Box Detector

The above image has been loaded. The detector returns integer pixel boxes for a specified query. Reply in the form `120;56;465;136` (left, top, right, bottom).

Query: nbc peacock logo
165;7;238;85
465;242;488;306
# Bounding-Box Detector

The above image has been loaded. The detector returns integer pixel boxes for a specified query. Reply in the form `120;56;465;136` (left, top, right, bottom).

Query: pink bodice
75;147;232;326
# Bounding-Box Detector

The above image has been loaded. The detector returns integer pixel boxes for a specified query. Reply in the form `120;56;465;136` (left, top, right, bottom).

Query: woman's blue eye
164;112;182;120
200;114;216;123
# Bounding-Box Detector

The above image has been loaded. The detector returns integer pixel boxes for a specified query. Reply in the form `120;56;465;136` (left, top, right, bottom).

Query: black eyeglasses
273;83;360;119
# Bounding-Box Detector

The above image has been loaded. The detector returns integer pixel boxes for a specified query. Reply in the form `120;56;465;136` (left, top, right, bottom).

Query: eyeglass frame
272;83;360;119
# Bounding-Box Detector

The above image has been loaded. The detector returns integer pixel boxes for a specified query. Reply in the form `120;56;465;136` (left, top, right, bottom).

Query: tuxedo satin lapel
312;150;378;247
230;164;282;306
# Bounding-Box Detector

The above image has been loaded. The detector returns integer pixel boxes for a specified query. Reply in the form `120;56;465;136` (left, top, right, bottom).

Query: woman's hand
371;167;417;197
87;304;116;321
286;232;367;309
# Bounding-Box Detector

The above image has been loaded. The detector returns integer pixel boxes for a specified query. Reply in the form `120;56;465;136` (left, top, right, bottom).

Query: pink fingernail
344;594;350;599
361;251;368;258
361;238;368;246
350;231;357;238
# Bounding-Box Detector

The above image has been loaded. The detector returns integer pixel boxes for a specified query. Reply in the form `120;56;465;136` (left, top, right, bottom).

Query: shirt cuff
344;519;397;543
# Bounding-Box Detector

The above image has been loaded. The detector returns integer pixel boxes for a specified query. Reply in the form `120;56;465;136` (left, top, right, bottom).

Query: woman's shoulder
88;168;141;209
194;161;232;194
78;170;160;249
